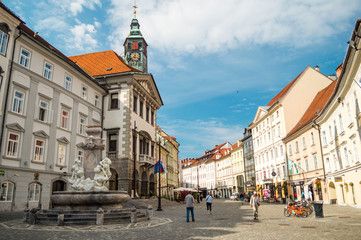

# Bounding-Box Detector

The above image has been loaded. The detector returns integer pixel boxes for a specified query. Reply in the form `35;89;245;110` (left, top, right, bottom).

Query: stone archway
141;171;148;197
109;168;118;190
149;174;155;197
329;182;337;204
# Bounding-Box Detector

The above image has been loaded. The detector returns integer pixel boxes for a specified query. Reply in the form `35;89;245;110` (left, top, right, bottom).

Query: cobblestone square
1;199;361;240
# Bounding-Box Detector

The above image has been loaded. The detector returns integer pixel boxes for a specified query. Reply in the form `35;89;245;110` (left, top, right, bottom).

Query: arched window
28;182;41;202
0;181;14;201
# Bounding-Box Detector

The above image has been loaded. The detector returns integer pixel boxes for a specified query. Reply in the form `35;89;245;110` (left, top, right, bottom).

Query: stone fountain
51;126;130;210
25;126;152;225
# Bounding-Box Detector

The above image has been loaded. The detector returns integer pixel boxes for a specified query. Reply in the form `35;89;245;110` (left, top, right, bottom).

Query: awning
304;177;318;186
172;187;197;192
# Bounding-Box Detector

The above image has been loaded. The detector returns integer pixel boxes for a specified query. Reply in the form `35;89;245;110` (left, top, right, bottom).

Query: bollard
28;207;40;225
130;206;137;223
57;211;65;226
23;208;29;222
96;208;104;225
146;205;153;220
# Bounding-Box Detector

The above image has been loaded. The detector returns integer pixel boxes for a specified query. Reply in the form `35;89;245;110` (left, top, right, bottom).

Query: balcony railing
139;154;155;167
107;151;117;159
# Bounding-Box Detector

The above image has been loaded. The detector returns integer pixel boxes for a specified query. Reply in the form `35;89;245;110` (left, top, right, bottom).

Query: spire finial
133;0;137;18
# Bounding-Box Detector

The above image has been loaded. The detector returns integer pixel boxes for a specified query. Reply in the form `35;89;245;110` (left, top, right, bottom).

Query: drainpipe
312;121;326;180
0;28;21;152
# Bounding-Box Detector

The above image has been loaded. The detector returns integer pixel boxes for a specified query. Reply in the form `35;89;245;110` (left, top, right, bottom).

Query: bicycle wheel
284;208;291;217
301;210;308;218
306;206;313;215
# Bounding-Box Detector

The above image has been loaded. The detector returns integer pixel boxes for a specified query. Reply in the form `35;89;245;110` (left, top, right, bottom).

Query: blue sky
4;0;360;159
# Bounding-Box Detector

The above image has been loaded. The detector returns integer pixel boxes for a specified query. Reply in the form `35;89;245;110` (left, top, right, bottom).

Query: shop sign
335;177;343;182
0;170;4;176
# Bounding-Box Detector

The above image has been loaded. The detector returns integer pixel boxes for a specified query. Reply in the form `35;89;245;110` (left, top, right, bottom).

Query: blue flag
154;160;167;174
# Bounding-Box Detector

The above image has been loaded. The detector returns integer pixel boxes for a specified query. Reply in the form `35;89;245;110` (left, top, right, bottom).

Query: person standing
250;191;260;220
206;192;213;215
185;192;195;222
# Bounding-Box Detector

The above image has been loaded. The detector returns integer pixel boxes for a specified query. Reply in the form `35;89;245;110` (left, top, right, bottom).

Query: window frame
11;90;25;114
28;182;41;202
81;85;88;100
110;92;119;109
95;94;99;107
0;29;9;56
57;143;67;166
19;47;31;68
38;99;50;123
6;132;20;158
60;108;69;129
64;74;72;91
0;181;14;202
33;138;45;162
43;61;53;80
79;115;86;135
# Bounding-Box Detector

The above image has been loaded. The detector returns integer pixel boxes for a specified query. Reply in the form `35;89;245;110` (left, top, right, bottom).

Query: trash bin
312;201;324;218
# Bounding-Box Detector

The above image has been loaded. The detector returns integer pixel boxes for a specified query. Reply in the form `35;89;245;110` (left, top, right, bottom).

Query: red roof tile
69;50;140;77
285;79;338;138
267;72;302;107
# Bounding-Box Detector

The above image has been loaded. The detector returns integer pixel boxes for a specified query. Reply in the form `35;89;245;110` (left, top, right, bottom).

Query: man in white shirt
250;191;260;220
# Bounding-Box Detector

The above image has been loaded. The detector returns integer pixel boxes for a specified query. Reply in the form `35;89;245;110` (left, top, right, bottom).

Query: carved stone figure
93;158;112;191
69;159;85;190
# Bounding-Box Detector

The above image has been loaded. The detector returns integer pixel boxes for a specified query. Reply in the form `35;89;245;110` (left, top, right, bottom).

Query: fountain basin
51;190;130;210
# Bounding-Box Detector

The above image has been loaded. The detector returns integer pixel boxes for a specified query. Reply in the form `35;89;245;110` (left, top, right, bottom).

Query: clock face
130;52;140;61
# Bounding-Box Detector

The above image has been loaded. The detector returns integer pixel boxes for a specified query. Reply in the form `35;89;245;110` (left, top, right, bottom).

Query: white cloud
107;0;360;55
159;116;243;158
67;23;98;52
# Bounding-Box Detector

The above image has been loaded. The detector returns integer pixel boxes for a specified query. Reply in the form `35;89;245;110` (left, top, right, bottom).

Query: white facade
316;23;361;207
216;152;233;198
0;19;105;211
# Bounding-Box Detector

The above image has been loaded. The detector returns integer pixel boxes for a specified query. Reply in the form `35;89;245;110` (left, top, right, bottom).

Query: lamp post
132;122;137;198
157;134;167;211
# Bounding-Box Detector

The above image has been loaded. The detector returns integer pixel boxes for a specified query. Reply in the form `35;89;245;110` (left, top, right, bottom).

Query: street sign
335;177;342;182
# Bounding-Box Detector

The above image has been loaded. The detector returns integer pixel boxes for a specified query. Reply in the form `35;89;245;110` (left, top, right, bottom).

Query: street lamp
156;134;167;211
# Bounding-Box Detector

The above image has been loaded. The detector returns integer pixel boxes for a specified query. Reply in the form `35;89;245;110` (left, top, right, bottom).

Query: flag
154;160;167;174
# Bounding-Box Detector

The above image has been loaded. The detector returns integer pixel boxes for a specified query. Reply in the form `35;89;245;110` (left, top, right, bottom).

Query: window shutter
132;42;138;50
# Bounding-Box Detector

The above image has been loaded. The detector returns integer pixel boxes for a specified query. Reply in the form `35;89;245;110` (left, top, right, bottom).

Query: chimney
314;65;319;71
328;74;336;80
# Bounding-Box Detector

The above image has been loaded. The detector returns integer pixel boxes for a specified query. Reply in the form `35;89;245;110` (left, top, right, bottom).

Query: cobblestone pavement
1;198;361;240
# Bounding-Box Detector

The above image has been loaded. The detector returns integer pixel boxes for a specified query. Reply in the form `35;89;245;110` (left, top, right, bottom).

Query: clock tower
124;6;148;73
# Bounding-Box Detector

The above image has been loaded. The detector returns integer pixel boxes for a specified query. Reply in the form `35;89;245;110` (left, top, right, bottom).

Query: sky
3;0;361;159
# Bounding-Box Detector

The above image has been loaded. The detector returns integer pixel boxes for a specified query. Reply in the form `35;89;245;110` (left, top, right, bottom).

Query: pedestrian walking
185;192;195;222
206;192;213;215
250;191;260;220
200;194;203;202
